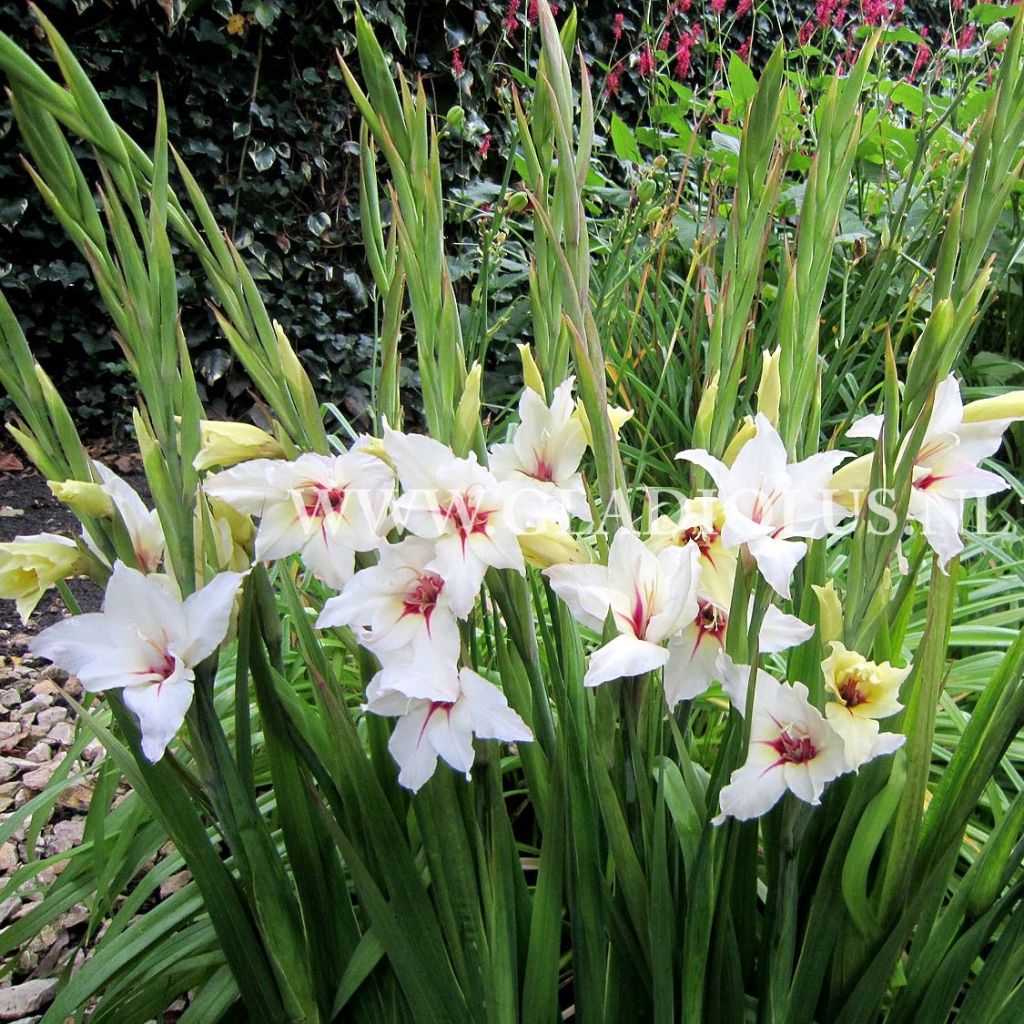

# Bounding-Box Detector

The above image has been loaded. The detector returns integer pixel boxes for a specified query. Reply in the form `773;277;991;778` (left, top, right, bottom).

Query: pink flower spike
613;12;625;40
451;47;464;76
639;43;655;77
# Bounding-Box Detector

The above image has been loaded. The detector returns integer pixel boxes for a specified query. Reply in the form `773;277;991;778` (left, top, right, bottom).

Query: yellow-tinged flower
962;391;1024;424
194;420;285;472
648;496;735;608
693;372;719;442
226;13;246;35
198;497;255;574
517;344;546;400
756;347;782;427
48;479;114;518
518;521;592;569
572;401;634;448
0;534;86;623
812;581;844;646
822;642;909;768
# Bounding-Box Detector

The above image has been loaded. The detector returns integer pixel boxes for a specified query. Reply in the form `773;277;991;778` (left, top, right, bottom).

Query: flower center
770;727;817;764
837;668;870;707
695;598;728;642
304;485;347;517
439;492;492;543
679;524;718;557
626;585;654;639
530;456;555;482
402;572;445;623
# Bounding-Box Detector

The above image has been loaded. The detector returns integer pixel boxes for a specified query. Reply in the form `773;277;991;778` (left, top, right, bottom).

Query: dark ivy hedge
0;0;953;434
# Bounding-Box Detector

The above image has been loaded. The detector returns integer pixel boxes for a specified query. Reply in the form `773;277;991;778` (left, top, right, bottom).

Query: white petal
847;413;884;440
387;703;440;792
202;458;283;514
746;535;807;599
663;626;720;707
180;571;246;665
758;604;814;654
457;668;533;743
675;448;730;491
429;536;487;617
729;414;790;487
718;762;789;821
122;668;196;762
382;427;454;492
101;562;186;645
428;701;477;777
300;530;355;589
544;563;612;632
254;500;307;561
647;542;701;643
30;613;155;692
584;634;669;687
909;491;964;570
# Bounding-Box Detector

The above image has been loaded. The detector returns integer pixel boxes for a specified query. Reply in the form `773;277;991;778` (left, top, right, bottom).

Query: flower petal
180;571;247;665
121;668;196;762
746;535;807;599
584;634;669;687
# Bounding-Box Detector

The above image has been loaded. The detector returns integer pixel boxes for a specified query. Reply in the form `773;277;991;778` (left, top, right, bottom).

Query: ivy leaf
250;0;283;29
307;212;331;237
250;146;276;172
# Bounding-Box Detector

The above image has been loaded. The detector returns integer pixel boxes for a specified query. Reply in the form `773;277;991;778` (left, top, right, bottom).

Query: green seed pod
652;154;668;170
446;105;466;131
986;22;1010;47
506;191;529;213
637;179;657;203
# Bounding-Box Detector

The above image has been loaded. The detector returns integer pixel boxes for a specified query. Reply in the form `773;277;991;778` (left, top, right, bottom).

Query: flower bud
756;347;782;427
446;105;466;131
518;521;592;569
48;479;114;518
828;453;873;512
454;362;484;455
0;533;86;623
693;373;720;449
962;391;1024;424
517;344;546;400
812;581;844;646
194;420;285;472
653;154;668;170
722;416;756;467
986;22;1010;47
573;401;634;448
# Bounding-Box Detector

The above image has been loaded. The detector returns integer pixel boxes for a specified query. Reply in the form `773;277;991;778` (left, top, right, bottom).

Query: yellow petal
829;453;874;512
454;362;483;455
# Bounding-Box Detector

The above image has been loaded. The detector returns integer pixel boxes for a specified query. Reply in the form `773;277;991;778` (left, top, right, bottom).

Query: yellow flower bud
722;416;756;467
454;362;483;455
194;420;285;472
811;581;844;646
573;401;634;448
693;372;719;444
517;344;546;400
757;347;782;427
828;453;874;512
0;534;86;623
518;521;592;569
962;391;1024;424
48;479;114;518
353;434;395;470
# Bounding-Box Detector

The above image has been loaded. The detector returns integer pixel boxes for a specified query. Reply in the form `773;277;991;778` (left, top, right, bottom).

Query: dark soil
0;452;148;657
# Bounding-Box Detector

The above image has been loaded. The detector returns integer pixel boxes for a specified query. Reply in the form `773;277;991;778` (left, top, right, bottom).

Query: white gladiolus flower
364;667;533;792
545;529;701;688
663;600;812;709
91;461;166;573
384;428;527;617
203;450;394;587
316;537;461;699
848;375;1022;568
489;378;592;522
716;678;848;822
30;562;246;762
677;413;853;599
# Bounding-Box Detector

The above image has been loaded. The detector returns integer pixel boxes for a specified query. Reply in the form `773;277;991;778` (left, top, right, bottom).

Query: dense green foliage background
0;0;990;434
